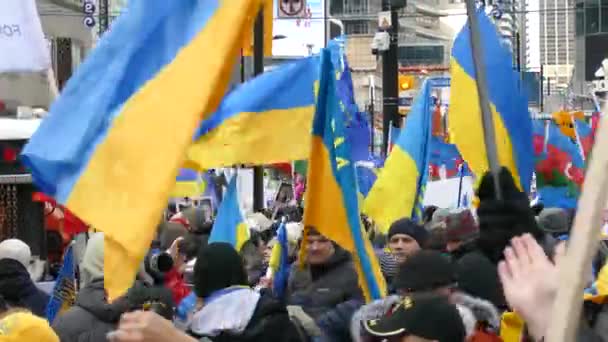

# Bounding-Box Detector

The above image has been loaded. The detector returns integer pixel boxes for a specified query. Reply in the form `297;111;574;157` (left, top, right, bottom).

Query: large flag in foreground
0;0;50;72
303;49;386;301
46;245;75;323
208;175;250;251
22;0;262;300
186;56;319;170
363;80;433;232
449;11;534;193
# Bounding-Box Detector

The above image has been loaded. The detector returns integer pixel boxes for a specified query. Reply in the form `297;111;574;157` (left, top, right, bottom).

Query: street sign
378;11;392;30
278;0;306;18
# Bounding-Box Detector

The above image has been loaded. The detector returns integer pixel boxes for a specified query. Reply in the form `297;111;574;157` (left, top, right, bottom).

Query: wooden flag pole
46;67;60;101
546;100;608;342
464;0;502;200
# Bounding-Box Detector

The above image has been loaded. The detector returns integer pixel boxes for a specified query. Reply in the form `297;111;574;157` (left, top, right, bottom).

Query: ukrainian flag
363;80;434;233
46;245;75;323
185;56;319;170
268;222;290;298
21;0;262;300
303;48;386;301
171;169;206;198
208;175;250;251
449;11;534;193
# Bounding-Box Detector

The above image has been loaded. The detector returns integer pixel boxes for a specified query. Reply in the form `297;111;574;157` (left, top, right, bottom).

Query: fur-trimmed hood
452;291;501;331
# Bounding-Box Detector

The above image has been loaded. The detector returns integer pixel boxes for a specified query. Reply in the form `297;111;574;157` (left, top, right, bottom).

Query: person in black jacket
188;242;303;342
286;227;364;320
0;257;49;317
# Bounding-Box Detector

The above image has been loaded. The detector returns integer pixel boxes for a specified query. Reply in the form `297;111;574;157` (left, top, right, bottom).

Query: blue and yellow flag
46;245;75;323
21;0;262;300
303;48;386;302
269;222;290;298
363;80;434;233
185;56;319;170
449;11;534;193
171;169;206;198
208;175;250;251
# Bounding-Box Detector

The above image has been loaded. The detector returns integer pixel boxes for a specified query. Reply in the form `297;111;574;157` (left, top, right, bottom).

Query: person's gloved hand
476;167;543;263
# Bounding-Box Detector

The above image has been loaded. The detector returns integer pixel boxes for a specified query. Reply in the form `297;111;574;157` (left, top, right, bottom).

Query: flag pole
46;68;60;101
464;0;502;200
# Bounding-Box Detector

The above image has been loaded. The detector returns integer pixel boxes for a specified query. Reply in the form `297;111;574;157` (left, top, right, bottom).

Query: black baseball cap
362;295;466;341
392;250;456;292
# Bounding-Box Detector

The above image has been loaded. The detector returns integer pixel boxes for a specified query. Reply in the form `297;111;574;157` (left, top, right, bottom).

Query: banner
0;0;50;72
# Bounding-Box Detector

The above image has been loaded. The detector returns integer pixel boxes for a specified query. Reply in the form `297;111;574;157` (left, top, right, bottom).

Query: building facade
572;0;608;99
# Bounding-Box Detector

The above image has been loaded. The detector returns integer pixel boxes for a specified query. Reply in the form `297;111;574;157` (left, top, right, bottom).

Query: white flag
0;0;51;72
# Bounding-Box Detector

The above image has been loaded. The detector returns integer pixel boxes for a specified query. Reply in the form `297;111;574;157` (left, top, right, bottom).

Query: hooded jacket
286;247;363;320
0;258;49;317
190;287;304;342
52;278;130;342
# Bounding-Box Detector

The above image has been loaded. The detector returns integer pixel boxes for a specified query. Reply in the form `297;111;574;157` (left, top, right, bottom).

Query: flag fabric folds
171;169;206;198
46;245;75;323
208;175;250;251
268;222;290;298
363;80;433;232
21;0;262;300
186;56;319;170
303;48;386;301
449;10;534;193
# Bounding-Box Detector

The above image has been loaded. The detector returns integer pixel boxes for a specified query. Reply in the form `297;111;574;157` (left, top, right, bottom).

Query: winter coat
52;278;130;342
0;258;50;317
190;287;305;342
286;247;363;320
316;299;364;342
164;267;191;304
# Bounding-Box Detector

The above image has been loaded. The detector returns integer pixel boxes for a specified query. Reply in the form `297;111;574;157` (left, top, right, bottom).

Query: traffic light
399;74;414;91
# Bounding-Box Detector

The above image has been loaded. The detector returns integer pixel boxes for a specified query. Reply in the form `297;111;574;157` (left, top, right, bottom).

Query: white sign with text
0;0;50;72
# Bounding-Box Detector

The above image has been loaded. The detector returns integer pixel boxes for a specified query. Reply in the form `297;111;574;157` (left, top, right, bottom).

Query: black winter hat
388;218;429;248
455;251;507;310
193;242;247;299
363;294;466;341
393;250;455;292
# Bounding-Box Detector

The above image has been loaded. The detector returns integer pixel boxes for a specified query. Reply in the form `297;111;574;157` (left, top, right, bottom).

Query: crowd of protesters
1;168;606;342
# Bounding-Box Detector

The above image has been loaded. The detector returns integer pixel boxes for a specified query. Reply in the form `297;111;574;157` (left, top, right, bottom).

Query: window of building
602;0;608;31
398;45;444;65
345;20;370;34
586;0;600;33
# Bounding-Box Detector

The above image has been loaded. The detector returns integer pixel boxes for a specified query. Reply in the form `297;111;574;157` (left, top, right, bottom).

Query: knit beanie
388;218;429;248
537;208;569;234
445;209;479;243
0;239;31;269
193;242;247;299
80;232;104;286
393;250;455;292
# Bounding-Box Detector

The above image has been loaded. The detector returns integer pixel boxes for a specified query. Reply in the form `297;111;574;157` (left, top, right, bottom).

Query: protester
188;242;303;341
0;239;49;317
360;294;467;342
386;218;429;264
537;207;570;238
286;227;363;320
445;208;479;258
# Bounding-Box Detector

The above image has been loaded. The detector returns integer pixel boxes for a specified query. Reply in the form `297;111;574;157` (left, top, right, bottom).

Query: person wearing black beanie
387;218;429;264
190;243;303;341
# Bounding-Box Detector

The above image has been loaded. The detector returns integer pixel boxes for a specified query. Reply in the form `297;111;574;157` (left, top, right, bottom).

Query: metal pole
98;0;109;35
381;2;399;156
253;9;265;212
540;64;544;112
464;0;502;199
